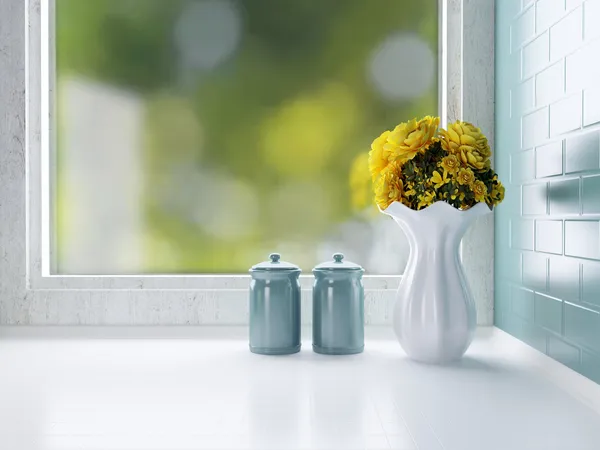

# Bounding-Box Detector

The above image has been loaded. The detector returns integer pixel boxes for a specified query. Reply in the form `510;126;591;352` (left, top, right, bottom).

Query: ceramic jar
249;253;302;355
312;253;365;355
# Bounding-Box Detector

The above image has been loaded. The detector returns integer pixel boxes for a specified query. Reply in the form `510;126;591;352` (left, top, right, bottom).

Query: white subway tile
512;149;536;182
565;220;600;260
550;94;583;136
536;61;565;106
511;219;535;250
512;6;536;51
582;262;600;305
523;107;550;149
565;130;600;173
549;179;581;214
584;0;600;41
536;141;563;178
506;0;524;21
550;8;583;61
523;33;550;79
566;39;600;92
510;49;522;84
566;0;585;11
523;0;535;10
583;175;600;214
523;182;548;215
505;116;523;151
512;77;535;115
536;220;564;254
536;0;566;32
584;87;600;127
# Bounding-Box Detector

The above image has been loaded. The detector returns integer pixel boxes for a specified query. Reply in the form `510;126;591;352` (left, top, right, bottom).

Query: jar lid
250;253;301;272
313;253;363;272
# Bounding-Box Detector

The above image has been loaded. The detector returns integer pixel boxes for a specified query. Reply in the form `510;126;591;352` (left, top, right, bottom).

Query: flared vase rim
379;200;491;219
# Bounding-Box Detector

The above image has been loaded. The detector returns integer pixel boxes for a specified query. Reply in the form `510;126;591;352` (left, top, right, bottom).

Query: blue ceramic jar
312;253;365;355
249;253;301;355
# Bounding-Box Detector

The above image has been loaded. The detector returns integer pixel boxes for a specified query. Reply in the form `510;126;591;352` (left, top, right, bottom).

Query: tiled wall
495;0;600;383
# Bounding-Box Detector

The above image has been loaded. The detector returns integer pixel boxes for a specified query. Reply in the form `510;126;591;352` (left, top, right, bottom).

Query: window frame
0;0;494;325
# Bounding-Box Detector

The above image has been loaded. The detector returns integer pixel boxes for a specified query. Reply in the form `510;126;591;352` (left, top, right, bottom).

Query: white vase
381;200;491;364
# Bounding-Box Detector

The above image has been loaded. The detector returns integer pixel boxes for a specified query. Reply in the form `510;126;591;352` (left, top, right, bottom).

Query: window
0;0;493;325
53;0;438;275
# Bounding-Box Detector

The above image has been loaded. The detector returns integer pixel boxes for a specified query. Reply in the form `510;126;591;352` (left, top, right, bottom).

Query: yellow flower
440;154;460;175
385;116;440;164
404;181;416;198
417;190;436;209
374;163;404;210
349;153;372;211
439;121;491;171
430;170;450;189
490;182;505;204
471;180;488;203
456;167;475;186
368;130;392;181
447;186;465;202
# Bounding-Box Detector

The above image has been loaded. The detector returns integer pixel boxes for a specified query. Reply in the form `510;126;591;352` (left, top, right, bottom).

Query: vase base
403;350;467;365
407;356;463;365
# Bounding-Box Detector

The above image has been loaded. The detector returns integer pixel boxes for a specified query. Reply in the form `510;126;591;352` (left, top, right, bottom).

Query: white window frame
0;0;494;325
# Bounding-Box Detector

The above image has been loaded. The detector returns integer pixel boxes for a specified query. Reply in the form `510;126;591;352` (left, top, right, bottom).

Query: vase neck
393;215;467;252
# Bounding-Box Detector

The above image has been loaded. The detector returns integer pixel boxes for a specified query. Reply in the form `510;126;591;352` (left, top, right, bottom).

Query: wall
495;0;600;383
0;0;498;326
462;0;496;326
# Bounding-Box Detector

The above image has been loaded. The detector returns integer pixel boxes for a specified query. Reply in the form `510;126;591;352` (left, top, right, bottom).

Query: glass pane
53;0;438;274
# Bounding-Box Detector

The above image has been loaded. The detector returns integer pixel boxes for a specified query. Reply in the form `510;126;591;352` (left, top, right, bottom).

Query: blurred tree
55;0;439;273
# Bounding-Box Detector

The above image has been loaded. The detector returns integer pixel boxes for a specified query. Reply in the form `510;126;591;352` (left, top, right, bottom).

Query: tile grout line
419;409;446;450
388;397;420;450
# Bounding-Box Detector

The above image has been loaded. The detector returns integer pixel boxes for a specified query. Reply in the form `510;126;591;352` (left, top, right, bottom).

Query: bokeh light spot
368;33;436;102
260;83;359;178
193;171;260;240
145;95;204;160
267;181;334;238
174;0;242;72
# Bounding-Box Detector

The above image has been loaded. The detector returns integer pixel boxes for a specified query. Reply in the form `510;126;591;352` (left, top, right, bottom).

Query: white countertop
0;326;599;450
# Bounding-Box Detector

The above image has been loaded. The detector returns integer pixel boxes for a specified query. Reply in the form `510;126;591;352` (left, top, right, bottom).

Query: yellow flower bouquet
367;116;504;211
347;116;503;363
